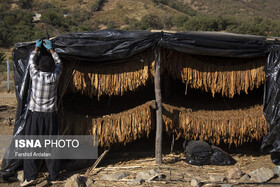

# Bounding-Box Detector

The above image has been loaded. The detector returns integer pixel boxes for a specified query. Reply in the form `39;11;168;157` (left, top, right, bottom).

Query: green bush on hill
33;1;55;9
91;0;105;12
0;0;11;12
126;13;166;30
0;51;6;72
152;0;197;16
17;0;33;9
72;8;91;23
41;10;64;27
182;16;235;31
0;51;5;65
0;10;41;47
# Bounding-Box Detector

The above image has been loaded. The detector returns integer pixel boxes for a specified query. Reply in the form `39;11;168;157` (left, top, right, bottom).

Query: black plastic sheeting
53;30;161;62
1;29;278;174
261;45;280;153
159;31;271;57
183;140;236;166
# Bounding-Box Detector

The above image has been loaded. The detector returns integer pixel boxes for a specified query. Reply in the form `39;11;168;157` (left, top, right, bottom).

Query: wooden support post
7;60;10;93
154;46;163;164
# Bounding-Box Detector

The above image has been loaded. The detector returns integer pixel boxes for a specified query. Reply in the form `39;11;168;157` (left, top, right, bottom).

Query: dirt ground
0;93;280;187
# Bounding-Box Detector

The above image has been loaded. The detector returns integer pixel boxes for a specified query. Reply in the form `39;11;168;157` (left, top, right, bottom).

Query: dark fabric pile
183;140;236;166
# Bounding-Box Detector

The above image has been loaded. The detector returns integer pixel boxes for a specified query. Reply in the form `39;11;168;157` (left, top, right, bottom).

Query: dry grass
39;0;98;12
0;71;14;93
0;47;15;93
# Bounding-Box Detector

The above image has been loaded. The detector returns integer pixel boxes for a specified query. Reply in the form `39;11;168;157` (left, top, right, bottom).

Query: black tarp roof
13;30;275;65
160;31;272;57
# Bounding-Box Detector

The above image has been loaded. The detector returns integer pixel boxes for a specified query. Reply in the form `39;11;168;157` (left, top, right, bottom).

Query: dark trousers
24;110;59;181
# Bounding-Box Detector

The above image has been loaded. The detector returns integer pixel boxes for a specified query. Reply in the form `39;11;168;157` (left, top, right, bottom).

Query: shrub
183;16;219;31
0;1;11;12
152;0;197;16
38;1;55;9
72;8;91;23
0;51;5;65
141;14;164;30
17;0;33;9
3;15;17;25
91;0;105;12
0;23;12;47
107;21;117;30
173;15;189;28
41;10;63;26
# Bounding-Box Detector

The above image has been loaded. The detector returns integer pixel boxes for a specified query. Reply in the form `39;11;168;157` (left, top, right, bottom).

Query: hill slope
187;0;280;20
36;0;280;29
0;0;280;48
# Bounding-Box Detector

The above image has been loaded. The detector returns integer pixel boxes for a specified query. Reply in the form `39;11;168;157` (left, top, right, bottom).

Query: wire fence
0;61;14;93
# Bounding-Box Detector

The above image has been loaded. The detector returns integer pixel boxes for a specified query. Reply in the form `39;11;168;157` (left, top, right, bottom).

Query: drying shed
11;30;276;149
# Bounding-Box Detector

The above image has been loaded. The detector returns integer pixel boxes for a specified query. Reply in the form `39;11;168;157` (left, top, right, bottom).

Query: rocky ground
1;93;280;187
4;153;280;187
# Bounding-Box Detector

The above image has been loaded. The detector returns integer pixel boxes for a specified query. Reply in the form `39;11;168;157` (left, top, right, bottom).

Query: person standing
20;39;62;187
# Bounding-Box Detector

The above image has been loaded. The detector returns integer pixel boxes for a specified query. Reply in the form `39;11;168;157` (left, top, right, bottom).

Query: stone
135;170;165;182
227;167;243;179
16;170;24;182
191;178;202;187
249;167;274;183
274;166;280;176
127;178;144;185
102;173;129;181
64;174;85;187
149;169;160;176
202;184;221;187
136;171;152;181
239;174;250;182
149;169;166;181
83;177;94;186
221;184;233;187
35;180;49;187
90;181;106;187
209;175;227;183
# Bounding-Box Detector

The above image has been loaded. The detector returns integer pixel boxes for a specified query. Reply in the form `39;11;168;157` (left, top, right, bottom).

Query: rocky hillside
187;0;280;20
0;0;280;47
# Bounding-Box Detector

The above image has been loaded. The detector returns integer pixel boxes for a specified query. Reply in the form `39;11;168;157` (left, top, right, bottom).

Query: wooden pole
7;60;10;93
154;46;163;164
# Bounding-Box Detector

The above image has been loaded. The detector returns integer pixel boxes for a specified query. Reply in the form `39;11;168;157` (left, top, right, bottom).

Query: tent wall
11;30;275;147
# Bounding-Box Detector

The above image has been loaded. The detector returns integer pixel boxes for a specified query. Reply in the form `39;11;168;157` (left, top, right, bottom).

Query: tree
0;51;6;65
173;15;189;29
17;0;33;9
106;21;117;29
0;23;12;47
91;0;105;12
41;10;63;26
0;0;11;12
184;16;219;31
141;14;164;30
3;15;17;25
